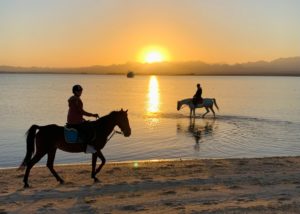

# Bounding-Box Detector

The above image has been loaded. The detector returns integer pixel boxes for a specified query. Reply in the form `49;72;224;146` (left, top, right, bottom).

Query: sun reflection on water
146;76;160;127
147;75;160;113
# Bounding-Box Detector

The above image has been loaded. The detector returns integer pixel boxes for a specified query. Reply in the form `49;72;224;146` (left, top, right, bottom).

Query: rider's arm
82;109;98;118
75;98;98;118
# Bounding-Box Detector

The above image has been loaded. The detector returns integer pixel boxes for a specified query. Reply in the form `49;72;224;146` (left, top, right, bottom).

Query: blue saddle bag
64;127;79;143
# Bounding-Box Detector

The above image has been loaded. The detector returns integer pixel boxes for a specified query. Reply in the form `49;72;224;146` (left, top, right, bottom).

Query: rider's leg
192;97;197;106
69;124;95;153
79;124;97;153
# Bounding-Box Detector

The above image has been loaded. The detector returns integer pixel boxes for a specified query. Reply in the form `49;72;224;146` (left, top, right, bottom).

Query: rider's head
72;84;83;96
197;83;201;88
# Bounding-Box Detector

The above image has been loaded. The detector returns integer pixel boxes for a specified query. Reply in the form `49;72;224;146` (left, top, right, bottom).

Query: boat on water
127;71;135;78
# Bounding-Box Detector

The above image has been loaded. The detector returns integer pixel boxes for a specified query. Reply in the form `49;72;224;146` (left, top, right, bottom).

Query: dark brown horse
19;109;131;188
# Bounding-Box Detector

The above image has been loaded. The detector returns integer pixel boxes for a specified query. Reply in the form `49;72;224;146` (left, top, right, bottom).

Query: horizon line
1;56;299;69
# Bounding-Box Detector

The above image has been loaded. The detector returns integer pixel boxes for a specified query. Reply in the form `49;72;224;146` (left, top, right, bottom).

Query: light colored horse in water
177;98;219;118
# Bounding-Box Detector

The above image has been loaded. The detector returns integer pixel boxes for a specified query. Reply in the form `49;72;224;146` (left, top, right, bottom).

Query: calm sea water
0;74;300;168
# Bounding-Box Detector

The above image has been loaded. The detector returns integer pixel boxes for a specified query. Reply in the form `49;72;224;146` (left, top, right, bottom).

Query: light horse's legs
210;106;216;118
202;107;210;118
189;103;196;118
190;107;196;118
189;106;193;118
202;100;216;118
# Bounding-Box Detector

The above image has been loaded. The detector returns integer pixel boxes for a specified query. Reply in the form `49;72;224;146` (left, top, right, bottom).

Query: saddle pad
197;103;204;108
64;127;79;143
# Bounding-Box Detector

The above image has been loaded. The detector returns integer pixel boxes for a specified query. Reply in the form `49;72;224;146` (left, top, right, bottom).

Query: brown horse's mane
93;111;119;126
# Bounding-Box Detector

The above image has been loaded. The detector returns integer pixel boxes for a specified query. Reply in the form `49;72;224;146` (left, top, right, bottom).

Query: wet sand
1;156;300;213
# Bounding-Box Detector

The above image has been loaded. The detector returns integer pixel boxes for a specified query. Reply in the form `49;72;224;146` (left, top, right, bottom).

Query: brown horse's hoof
59;180;65;185
94;178;100;183
24;183;29;188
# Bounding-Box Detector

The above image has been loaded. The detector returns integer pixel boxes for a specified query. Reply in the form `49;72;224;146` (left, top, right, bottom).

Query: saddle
64;123;96;144
192;97;203;106
64;127;79;143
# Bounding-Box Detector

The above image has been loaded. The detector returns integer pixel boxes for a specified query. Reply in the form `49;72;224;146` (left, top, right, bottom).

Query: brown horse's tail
213;98;219;110
18;125;40;170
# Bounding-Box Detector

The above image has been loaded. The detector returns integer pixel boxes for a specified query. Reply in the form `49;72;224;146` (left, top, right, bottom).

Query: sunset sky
1;0;299;67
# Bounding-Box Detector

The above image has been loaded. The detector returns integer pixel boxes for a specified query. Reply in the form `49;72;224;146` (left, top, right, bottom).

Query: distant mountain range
1;57;300;76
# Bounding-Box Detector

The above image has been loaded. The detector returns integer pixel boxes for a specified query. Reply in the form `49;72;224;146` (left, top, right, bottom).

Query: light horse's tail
213;98;219;110
18;125;40;170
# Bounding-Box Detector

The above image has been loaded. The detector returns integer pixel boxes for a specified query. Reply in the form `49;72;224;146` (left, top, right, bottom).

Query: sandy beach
1;156;300;213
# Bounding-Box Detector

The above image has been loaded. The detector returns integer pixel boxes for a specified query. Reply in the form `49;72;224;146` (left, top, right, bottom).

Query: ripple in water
174;115;300;159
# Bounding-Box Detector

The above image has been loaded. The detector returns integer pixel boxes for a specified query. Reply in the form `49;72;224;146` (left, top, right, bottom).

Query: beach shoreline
1;156;300;213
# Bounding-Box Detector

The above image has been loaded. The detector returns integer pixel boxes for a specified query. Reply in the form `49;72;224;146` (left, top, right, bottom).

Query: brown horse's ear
125;109;128;113
121;108;124;112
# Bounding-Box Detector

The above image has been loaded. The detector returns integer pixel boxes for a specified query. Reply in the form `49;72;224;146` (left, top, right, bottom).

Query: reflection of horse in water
177;118;215;151
177;98;219;118
189;118;215;142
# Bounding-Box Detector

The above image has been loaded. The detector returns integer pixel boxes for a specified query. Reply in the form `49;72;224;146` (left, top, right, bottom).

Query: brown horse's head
116;109;131;137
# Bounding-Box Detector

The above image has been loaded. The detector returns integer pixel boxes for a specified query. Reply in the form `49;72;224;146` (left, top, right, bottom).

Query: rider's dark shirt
67;95;93;125
193;88;202;100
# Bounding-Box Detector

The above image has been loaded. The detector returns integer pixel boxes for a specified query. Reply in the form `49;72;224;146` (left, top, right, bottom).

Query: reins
180;105;187;110
106;130;123;143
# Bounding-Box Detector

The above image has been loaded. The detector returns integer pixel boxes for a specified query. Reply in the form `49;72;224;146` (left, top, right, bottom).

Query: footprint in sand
106;169;114;174
160;190;177;195
106;167;122;174
15;174;24;178
141;176;153;181
228;185;242;189
112;167;121;171
163;201;183;207
189;187;200;192
43;203;54;208
78;170;90;174
85;199;97;204
36;203;56;213
120;205;146;211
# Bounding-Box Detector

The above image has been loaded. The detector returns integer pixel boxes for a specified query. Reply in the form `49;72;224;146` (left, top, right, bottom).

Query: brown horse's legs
93;151;106;182
23;152;46;188
91;153;98;182
47;149;64;184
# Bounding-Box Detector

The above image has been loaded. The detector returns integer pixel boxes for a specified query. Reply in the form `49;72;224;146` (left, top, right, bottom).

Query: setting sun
145;52;164;63
139;46;170;63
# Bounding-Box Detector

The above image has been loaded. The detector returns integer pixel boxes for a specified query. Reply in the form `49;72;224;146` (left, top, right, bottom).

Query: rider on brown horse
19;109;131;187
67;84;99;153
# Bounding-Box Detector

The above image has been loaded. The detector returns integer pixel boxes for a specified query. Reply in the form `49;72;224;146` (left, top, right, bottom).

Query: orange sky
0;0;299;67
